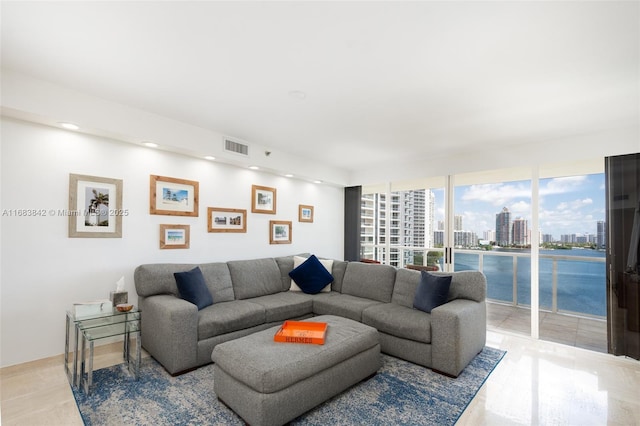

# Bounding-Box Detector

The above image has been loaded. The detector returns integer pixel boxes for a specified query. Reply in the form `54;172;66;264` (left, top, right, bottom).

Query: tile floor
457;330;640;425
1;316;638;425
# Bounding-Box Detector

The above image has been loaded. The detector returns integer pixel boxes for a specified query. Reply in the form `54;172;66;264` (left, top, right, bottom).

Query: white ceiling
1;1;638;180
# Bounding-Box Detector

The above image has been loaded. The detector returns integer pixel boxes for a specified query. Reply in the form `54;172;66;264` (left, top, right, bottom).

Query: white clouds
510;200;530;216
457;183;533;232
536;197;600;236
446;173;605;239
458;210;492;232
460;183;530;207
557;198;593;212
540;176;587;195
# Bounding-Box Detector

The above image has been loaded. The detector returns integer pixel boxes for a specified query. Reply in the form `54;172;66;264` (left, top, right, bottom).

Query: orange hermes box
274;320;328;345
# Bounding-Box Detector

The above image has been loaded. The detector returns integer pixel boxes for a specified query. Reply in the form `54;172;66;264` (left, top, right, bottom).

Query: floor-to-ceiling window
360;178;445;268
452;168;533;337
357;159;608;353
537;171;606;351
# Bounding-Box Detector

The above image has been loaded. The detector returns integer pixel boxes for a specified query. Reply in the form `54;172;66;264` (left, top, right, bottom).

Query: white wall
0;117;344;367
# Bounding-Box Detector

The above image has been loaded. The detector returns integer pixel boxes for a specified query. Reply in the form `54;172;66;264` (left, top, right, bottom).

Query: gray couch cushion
391;268;420;308
362;303;431;343
135;262;234;303
329;260;348;292
197;300;265;340
199;262;235;303
341;262;396;303
312;292;382;322
135;263;195;297
246;292;314;322
227;258;283;299
211;315;379;393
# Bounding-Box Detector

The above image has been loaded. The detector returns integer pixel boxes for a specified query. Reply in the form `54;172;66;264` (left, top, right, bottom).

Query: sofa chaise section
362;268;487;376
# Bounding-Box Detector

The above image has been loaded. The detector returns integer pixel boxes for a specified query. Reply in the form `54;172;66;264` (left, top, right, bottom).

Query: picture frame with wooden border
159;224;190;249
269;220;292;244
150;175;199;216
298;204;314;223
207;207;247;233
68;173;123;238
251;184;276;214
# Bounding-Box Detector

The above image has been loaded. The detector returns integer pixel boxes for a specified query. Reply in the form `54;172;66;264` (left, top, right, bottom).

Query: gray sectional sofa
134;254;487;377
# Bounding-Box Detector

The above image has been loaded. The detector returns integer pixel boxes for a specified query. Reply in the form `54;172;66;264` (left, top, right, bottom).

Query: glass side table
64;308;141;394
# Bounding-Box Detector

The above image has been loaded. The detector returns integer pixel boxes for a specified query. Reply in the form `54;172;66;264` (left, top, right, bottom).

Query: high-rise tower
495;207;511;246
512;217;528;246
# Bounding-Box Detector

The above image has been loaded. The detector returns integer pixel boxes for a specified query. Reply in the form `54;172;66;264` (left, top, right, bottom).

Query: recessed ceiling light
142;142;159;148
288;90;306;100
313;180;323;184
284;174;294;178
58;122;79;130
204;156;216;161
249;166;260;170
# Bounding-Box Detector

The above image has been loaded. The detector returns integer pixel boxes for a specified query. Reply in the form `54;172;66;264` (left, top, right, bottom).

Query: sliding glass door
357;159;609;353
537;171;606;351
452;168;533;336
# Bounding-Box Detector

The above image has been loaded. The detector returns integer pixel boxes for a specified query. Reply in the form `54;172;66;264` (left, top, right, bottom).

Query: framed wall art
150;175;199;216
269;220;292;244
299;205;314;223
207;207;247;233
251;185;276;214
160;224;190;249
68;173;123;238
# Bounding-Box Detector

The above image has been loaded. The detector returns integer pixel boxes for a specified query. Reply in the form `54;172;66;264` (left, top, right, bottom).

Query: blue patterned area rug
72;347;505;425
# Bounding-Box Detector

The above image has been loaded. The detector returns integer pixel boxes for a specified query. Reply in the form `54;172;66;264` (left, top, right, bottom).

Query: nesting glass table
64;308;141;394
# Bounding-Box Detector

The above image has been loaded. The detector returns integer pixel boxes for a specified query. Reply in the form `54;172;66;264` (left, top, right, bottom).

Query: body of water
454;248;606;317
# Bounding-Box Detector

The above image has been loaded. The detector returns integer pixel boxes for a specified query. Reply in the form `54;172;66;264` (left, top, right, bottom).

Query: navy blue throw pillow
413;271;452;313
174;267;214;310
288;255;334;294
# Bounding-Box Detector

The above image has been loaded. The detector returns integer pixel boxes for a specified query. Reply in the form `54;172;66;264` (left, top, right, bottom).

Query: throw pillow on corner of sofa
289;254;335;294
289;255;334;293
413;271;452;313
174;266;214;310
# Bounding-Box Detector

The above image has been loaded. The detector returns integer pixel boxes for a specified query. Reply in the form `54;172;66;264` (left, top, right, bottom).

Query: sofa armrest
139;294;198;374
430;298;486;377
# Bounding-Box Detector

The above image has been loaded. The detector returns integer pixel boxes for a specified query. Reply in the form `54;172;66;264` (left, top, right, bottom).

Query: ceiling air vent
224;138;249;156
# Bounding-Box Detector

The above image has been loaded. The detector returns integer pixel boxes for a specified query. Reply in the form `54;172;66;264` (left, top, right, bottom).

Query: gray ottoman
211;315;381;426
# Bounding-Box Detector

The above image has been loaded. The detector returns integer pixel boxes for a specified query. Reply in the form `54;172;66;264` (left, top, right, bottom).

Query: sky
433;173;606;239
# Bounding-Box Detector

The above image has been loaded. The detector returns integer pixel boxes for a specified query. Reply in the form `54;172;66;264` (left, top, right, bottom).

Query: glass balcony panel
516;255;531;307
482;254;514;304
556;257;606;316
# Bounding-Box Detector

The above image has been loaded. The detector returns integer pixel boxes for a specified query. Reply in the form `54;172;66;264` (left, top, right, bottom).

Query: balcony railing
360;245;606;319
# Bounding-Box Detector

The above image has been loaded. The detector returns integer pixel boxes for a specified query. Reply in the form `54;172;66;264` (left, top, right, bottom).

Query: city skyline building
597;220;606;249
512;217;529;246
495;207;511;246
484;230;496;242
360;189;432;266
362;187;605;264
454;215;463;231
